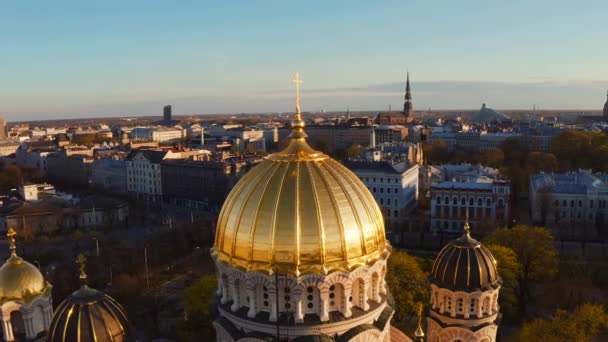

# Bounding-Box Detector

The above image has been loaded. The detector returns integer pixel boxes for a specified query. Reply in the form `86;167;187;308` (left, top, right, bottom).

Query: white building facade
530;171;608;238
345;161;419;231
126;149;178;202
430;180;510;235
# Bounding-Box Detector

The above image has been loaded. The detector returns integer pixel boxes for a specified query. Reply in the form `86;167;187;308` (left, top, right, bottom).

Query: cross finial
292;72;303;119
76;253;87;283
7;227;17;256
414;302;425;339
464;208;471;234
288;72;307;139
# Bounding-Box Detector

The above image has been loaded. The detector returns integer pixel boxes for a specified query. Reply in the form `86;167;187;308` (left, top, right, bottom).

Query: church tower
211;73;393;341
426;216;502;342
404;72;413;119
603;89;608;119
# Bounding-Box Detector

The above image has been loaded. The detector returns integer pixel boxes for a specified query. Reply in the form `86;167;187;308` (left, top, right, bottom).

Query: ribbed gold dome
48;285;134;342
213;133;389;276
0;252;47;303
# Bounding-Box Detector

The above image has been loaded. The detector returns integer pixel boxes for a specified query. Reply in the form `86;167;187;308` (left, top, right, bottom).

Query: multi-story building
530;171;608;238
15;141;59;173
163;104;172;123
161;155;263;212
293;125;373;152
0;141;20;157
91;159;128;195
373;125;408;144
46;153;94;187
125;149;179;202
130;126;184;143
344;160;419;231
430;179;510;236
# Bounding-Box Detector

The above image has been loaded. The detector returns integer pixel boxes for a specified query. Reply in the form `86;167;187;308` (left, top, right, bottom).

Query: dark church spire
404;71;413;118
604;89;608;118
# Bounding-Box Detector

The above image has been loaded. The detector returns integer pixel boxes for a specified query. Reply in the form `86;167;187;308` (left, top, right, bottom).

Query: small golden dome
0;255;46;302
48;286;134;342
0;228;47;302
213;73;389;276
48;254;135;342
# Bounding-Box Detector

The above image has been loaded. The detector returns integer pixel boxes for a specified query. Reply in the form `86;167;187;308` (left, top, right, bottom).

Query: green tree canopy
386;250;429;332
181;274;217;339
518;303;608;342
486;244;521;322
484;225;558;317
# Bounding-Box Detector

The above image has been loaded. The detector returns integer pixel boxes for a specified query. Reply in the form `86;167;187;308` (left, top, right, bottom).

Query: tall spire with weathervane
603;89;608;119
404;71;413;118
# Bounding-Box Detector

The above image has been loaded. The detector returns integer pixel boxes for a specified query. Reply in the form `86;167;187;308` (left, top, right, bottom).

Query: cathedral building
0;228;53;341
426;217;502;342
376;72;415;125
211;74;395;341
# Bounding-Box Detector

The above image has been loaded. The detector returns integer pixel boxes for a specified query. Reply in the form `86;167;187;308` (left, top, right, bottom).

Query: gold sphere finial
7;227;17;256
76;253;87;284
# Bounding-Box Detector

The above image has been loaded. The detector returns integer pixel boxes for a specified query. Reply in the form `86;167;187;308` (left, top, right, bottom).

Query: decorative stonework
213;256;391;341
0;291;53;341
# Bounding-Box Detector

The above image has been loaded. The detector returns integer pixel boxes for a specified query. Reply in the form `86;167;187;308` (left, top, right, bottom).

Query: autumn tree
484;225;558;317
345;144;362;160
485;244;521;322
426;139;450;164
518;303;608;342
386;250;429;331
480;148;504;168
525;152;558;174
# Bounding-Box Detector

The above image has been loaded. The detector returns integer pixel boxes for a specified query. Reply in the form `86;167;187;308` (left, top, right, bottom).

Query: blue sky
1;1;607;120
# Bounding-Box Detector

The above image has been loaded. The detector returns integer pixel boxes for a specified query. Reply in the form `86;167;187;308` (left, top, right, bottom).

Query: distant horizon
2;1;608;120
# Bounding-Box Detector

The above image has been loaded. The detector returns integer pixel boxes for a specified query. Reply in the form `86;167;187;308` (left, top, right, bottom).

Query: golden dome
0;254;46;302
48;254;135;342
213;73;389;276
0;228;47;303
48;286;134;342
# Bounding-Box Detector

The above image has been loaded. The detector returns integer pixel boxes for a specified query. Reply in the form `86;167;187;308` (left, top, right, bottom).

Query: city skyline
2;1;608;119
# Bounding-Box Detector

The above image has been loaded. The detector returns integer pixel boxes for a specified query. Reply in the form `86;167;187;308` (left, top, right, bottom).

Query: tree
486;244;521;322
427;139;449;164
480;148;504;168
552;130;594;170
484;225;558;317
386;250;429;331
180;274;217;338
526;152;558;174
0;165;22;191
518;304;608;342
500;137;529;167
345;144;362;160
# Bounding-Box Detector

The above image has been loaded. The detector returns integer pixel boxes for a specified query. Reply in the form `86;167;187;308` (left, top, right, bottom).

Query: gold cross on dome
7;227;16;255
292;72;303;116
76;253;87;281
464;208;471;234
